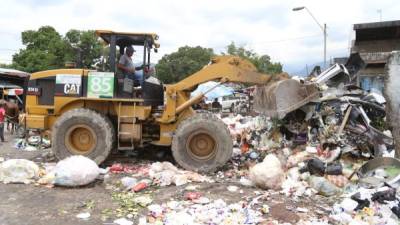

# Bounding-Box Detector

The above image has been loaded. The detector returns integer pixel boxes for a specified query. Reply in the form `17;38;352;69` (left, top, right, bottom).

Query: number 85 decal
90;77;112;92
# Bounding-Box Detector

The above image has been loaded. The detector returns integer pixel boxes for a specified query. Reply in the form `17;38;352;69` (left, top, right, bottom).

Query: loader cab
95;30;163;105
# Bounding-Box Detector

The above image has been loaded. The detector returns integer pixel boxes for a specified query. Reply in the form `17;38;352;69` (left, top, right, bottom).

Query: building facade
350;20;400;94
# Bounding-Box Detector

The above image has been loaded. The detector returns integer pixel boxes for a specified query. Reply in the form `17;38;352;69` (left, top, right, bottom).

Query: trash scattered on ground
53;155;100;187
308;176;341;197
184;191;202;200
227;185;239;192
296;207;309;213
109;163;149;174
76;212;91;220
13;136;51;151
143;199;262;225
239;177;254;187
0;159;39;184
148;161;213;187
132;181;149;192
133;195;153;207
121;177;138;190
28;136;41;145
113;217;133;225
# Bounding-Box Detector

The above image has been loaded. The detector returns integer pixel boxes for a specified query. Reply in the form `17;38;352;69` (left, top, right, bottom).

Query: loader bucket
253;79;320;119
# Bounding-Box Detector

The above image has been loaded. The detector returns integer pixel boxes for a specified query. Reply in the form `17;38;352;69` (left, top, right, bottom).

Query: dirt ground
0;130;334;225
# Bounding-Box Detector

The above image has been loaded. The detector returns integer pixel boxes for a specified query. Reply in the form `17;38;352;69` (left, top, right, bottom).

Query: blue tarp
191;81;234;100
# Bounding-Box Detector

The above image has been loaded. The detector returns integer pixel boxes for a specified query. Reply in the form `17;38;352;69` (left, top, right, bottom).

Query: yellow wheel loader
24;30;318;172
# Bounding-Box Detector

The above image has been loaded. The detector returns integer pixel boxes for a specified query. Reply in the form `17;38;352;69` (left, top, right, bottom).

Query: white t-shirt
119;54;135;73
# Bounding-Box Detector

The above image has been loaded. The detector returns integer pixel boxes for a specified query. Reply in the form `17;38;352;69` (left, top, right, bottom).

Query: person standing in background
0;101;6;142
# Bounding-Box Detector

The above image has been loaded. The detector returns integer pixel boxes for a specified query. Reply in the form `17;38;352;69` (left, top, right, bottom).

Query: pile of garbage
223;148;400;224
226;61;394;162
13;135;51;151
215;72;400;223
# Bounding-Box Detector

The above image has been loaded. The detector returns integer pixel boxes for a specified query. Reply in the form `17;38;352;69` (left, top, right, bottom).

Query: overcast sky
0;0;399;74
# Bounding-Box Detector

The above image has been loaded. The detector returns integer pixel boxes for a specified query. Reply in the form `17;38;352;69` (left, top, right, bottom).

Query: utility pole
306;64;309;76
323;23;327;68
377;9;382;21
293;6;327;69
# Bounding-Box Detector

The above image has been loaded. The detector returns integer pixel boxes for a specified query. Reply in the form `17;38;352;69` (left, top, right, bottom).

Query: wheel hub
186;131;217;160
65;124;97;154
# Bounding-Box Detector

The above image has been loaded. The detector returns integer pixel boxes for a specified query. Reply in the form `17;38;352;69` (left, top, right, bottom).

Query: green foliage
64;29;102;68
13;49;58;72
12;26;102;73
0;63;12;69
224;42;283;74
13;26;67;72
155;46;214;83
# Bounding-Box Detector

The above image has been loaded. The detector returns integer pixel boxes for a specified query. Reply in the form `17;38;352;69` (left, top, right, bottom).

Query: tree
13;26;67;72
224;42;283;74
12;26;102;73
0;63;12;69
155;46;214;83
64;29;102;68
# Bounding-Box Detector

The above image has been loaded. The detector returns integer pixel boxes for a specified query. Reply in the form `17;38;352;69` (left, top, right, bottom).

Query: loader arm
171;55;274;91
158;55;285;123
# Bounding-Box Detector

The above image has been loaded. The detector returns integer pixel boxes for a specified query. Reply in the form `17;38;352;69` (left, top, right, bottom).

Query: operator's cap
126;46;136;53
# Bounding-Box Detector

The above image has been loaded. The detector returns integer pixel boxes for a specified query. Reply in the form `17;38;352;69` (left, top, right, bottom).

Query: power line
210;33;322;51
0;31;19;36
251;33;321;46
0;48;19;52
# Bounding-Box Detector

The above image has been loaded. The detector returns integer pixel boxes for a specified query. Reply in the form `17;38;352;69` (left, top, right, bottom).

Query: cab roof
95;30;160;49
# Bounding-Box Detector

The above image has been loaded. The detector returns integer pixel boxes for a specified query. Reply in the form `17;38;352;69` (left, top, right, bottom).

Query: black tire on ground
171;113;233;173
51;108;115;164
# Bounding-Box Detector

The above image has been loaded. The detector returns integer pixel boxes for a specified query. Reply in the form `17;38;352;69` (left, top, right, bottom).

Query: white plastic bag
249;154;284;190
53;156;100;186
0;159;39;184
121;177;137;190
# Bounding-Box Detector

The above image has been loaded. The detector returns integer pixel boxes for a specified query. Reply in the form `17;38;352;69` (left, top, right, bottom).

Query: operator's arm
117;63;132;73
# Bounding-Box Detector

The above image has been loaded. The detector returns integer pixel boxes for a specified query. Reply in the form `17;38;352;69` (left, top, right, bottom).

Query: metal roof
354;20;400;30
0;68;29;78
95;30;160;49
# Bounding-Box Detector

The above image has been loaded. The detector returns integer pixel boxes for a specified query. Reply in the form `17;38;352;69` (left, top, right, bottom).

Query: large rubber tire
52;108;115;164
172;113;233;173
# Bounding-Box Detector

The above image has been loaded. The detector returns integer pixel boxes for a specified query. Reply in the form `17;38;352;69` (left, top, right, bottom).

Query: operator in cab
117;46;144;86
